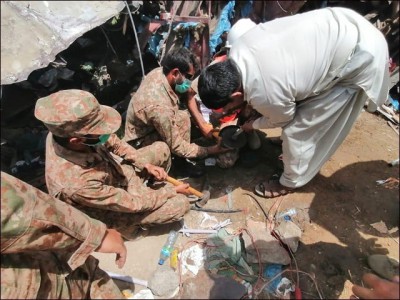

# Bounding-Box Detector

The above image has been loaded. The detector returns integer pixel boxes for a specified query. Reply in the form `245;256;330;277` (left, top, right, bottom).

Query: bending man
198;8;389;198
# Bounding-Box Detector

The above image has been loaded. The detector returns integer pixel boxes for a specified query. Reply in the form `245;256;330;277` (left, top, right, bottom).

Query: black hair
161;47;197;75
198;59;241;109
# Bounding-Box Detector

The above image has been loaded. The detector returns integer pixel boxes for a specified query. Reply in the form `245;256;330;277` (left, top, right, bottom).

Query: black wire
190;206;242;213
242;192;271;222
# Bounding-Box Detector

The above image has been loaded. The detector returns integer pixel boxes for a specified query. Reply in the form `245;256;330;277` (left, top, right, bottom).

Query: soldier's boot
172;156;204;178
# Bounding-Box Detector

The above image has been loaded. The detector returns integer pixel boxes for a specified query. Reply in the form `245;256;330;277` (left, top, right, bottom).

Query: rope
124;1;145;81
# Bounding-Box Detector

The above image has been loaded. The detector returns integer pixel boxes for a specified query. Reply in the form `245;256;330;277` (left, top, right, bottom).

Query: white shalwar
229;7;390;188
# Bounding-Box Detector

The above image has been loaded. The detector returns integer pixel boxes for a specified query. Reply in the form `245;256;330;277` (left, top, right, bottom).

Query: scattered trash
389;158;399;166
200;212;219;229
122;289;135;299
276;277;295;297
131;289;154;299
205;157;217;166
106;271;148;287
226;185;234;209
147;265;179;298
370;221;389;234
170;248;179;270
205;228;255;280
376;177;399;189
263;264;283;294
241;280;253;299
242;219;291;265
274;219;302;253
212;218;233;230
159;230;179;265
389;95;399;112
179;226;217;237
179;244;205;276
277;208;297;220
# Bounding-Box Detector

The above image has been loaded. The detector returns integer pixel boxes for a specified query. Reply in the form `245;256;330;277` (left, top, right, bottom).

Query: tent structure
1;1;125;85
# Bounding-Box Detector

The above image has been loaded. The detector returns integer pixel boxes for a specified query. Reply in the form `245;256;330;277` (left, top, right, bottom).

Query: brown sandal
254;180;294;198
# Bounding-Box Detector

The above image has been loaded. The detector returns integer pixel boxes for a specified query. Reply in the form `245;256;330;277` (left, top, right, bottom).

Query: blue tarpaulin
209;1;235;55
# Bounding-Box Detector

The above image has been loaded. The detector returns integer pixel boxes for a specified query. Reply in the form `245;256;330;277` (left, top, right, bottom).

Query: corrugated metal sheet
1;1;125;85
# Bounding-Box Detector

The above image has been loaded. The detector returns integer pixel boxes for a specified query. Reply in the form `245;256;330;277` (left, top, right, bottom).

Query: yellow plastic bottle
170;248;179;270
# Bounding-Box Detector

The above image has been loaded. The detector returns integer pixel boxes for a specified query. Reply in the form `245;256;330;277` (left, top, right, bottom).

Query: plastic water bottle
158;230;179;265
277;208;297;220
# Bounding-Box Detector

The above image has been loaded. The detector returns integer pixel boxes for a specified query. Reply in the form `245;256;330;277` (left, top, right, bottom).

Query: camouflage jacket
124;67;208;158
0;171;116;299
45;133;176;215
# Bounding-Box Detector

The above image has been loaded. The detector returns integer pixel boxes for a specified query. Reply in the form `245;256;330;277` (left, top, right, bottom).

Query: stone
242;219;291;265
273;220;302;253
147;265;179;298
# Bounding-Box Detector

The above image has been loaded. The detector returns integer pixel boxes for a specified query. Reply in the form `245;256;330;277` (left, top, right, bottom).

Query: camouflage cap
34;89;121;137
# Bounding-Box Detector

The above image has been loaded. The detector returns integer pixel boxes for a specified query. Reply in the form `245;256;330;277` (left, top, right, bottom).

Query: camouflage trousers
136;110;239;168
84;142;189;237
1;253;122;299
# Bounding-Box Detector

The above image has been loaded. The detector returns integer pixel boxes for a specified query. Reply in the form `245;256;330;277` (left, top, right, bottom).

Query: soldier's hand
207;143;231;155
96;228;127;269
144;164;168;181
351;273;400;299
175;183;191;195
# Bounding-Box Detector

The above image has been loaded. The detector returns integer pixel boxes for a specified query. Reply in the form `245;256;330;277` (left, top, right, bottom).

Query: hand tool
166;176;210;207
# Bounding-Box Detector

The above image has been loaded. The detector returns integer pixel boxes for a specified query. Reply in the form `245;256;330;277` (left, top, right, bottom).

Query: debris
226;185;234;209
106;271;148;287
205;157;217;166
370;221;389;234
179;244;205;276
263;264;283;295
122;289;135;299
131;289;154;299
179;227;217;236
276;208;297;219
276;277;295;298
191;206;242;213
274;219;302;253
389;158;399;166
242;219;291;265
376;177;399;189
205;228;254;279
377;106;399;124
200;212;219;228
212;219;233;230
388;121;399;135
147;265;179;298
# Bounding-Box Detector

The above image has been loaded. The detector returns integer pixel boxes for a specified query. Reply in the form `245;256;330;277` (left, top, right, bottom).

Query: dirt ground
93;110;399;299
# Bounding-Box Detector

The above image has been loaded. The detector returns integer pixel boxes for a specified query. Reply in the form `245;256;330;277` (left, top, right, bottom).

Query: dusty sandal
254;180;293;198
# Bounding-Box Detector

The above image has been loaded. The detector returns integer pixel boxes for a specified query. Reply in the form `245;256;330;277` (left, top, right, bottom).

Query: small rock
273;220;302;253
147;265;179;298
242;219;291;265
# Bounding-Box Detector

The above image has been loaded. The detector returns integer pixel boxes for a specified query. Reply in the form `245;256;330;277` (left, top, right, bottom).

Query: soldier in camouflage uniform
123;47;229;163
1;171;126;299
34;89;190;239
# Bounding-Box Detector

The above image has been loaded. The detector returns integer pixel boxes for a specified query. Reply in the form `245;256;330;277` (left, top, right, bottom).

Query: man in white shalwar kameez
198;7;389;198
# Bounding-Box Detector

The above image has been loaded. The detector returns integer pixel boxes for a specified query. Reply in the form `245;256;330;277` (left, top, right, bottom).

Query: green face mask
175;79;192;94
83;134;111;146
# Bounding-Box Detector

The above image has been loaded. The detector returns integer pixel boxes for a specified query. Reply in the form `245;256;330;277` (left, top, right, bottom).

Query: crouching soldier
1;171;126;299
34;89;190;239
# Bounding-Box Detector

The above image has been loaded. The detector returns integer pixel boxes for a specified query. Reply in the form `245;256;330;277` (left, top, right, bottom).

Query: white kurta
229;7;389;188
